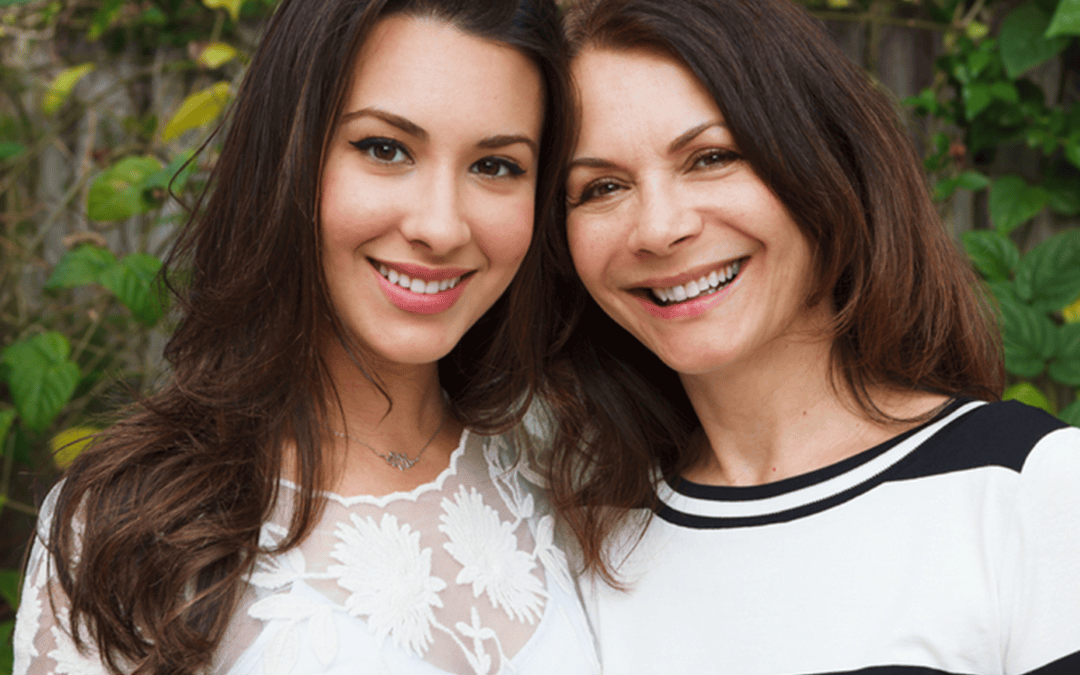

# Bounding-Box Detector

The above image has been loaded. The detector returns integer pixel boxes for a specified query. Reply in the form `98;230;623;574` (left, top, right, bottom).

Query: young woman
14;1;598;674
544;0;1080;673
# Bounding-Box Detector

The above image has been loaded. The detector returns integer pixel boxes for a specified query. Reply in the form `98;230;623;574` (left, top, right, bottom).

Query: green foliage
889;0;1080;422
0;1;279;661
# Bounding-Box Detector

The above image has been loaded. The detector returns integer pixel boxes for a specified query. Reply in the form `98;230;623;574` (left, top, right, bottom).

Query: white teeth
375;263;465;294
649;258;744;306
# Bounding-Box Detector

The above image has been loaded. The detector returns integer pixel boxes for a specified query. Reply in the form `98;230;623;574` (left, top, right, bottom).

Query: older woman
543;0;1080;673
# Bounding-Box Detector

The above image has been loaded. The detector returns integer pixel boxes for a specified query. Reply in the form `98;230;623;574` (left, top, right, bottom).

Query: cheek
566;216;608;287
477;197;535;269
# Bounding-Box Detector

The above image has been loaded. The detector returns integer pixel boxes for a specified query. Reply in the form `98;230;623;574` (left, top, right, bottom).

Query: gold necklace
325;409;447;471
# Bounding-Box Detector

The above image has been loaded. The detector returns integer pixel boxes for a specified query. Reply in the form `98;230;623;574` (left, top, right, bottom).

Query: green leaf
161;82;230;142
88;0;125;40
202;0;245;21
990;175;1049;234
0;333;80;433
999;3;1069;79
99;254;165;326
1013;229;1080;310
963;82;993;119
1049;323;1080;386
963;230;1020;282
45;244;118;290
1003;382;1055;414
0;569;19;609
145;151;197;199
0;618;12;675
87;156;164;222
1046;0;1080;37
1065;141;1080;170
0;0;38;6
1061;397;1080;426
42;63;94;117
0;141;25;161
1046;171;1080;215
990;81;1020;104
0;407;15;452
994;288;1055;377
197;42;239;68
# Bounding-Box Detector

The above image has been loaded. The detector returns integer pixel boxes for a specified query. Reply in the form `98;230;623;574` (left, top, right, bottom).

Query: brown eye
471;157;525;178
692;149;740;170
350;137;411;165
576;180;626;204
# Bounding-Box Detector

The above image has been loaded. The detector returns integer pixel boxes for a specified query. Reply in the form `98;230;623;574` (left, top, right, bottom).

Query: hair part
544;0;1003;587
46;1;571;672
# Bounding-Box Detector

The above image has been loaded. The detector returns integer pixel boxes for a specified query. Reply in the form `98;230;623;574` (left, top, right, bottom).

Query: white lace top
14;429;600;675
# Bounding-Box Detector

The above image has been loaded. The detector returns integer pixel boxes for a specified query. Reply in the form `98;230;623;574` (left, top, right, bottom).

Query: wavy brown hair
542;0;1004;585
43;0;572;672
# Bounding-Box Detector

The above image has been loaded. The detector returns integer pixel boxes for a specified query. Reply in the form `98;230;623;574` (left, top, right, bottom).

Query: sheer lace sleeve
13;482;112;675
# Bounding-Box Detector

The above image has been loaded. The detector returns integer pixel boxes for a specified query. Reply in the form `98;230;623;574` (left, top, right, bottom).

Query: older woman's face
320;16;543;368
565;47;826;376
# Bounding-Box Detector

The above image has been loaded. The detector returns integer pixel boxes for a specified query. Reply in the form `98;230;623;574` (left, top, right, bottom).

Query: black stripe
809;667;972;675
1022;649;1080;675
886;401;1067;481
657;401;1068;529
667;398;972;502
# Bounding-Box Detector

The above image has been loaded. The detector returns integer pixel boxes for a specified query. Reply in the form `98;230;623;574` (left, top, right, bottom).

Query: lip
633;256;748;320
632;255;749;290
371;258;472;282
371;262;472;315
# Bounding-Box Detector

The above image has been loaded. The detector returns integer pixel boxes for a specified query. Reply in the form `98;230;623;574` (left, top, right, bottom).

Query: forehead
343;15;544;133
571;47;722;148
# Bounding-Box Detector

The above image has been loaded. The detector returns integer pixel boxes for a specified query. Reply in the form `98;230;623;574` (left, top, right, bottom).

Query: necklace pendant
385;451;419;471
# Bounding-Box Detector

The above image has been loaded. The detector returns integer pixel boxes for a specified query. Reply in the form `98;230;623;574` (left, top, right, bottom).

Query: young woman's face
565;48;827;376
320;16;543;367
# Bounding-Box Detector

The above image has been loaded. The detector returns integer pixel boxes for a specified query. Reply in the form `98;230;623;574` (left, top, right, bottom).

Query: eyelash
349;137;526;178
570;148;742;207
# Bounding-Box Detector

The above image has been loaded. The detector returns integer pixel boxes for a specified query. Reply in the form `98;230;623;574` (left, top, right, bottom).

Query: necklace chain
326;409;447;471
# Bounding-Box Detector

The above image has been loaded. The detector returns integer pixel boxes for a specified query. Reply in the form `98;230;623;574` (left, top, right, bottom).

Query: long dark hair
45;1;572;672
543;0;1003;585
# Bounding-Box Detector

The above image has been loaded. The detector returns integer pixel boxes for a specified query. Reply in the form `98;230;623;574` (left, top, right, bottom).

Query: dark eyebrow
568;121;727;172
668;121;726;154
478;134;537;155
340;107;427;140
567;156;619;171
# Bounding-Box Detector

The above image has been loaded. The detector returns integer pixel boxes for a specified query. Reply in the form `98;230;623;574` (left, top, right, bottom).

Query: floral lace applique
241;432;575;675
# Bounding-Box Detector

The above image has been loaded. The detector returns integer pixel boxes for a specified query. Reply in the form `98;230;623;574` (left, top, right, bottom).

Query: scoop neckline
279;427;471;507
655;399;984;528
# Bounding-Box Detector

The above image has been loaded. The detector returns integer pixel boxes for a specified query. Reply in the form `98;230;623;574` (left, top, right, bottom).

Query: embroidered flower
47;608;111;675
455;607;497;675
533;515;574;595
13;563;43;664
328;512;446;656
249;525;307;590
439;485;545;624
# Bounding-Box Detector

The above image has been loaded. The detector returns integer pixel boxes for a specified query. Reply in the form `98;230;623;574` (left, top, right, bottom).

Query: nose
628;181;702;255
400;166;472;255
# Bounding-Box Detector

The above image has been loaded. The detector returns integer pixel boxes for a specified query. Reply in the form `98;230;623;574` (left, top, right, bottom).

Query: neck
310;330;462;495
677;308;950;486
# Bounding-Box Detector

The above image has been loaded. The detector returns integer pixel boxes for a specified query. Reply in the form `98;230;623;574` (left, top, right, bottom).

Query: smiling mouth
374;262;468;295
645;257;747;306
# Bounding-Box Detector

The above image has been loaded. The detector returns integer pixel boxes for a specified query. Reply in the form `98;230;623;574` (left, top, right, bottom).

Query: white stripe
659;401;986;519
